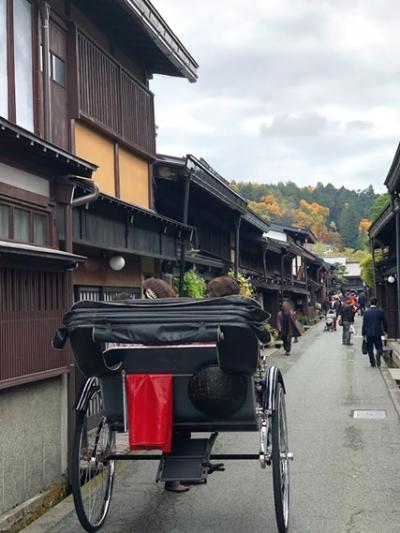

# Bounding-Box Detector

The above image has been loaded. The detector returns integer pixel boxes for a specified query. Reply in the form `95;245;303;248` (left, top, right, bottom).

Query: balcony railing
77;32;156;158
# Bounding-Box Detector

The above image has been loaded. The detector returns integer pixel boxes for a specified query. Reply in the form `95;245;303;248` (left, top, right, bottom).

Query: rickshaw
54;295;293;533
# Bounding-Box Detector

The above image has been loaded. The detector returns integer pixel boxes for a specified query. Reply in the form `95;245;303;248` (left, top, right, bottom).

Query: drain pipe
63;176;99;254
40;1;51;141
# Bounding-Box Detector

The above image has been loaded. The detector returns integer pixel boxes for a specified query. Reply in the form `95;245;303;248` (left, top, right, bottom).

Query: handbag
362;338;368;355
338;316;343;327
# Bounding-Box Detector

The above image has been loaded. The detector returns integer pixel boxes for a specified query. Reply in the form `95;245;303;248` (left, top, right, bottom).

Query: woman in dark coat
277;301;301;355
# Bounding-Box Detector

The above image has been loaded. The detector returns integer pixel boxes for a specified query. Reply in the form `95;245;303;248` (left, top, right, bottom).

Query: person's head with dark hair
207;276;240;298
143;277;176;299
370;296;378;306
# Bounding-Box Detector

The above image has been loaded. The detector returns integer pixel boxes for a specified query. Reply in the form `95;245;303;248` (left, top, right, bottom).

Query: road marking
352;409;386;419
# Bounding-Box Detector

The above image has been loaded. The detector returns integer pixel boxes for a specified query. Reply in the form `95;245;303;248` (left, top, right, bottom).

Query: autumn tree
357;218;371;250
248;194;284;220
291;199;330;240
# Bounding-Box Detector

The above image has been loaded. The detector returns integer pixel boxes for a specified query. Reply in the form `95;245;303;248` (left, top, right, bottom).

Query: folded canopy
55;295;270;347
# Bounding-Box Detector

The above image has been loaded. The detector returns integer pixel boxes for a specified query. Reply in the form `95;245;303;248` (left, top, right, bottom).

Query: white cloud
150;0;400;192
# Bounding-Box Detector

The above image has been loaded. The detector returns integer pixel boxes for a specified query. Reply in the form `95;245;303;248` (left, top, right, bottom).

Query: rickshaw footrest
157;437;217;483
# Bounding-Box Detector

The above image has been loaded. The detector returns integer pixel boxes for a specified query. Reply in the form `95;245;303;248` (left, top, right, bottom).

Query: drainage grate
352;409;386;419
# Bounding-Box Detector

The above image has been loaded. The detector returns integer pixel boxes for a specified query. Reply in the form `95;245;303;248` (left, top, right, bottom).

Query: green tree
360;255;373;288
338;205;359;248
370;193;389;221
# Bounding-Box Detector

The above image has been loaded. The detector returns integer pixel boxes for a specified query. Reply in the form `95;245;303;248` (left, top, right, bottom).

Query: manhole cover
352;410;386;419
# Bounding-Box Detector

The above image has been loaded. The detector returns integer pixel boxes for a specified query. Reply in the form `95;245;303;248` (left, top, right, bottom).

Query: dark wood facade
368;138;400;339
0;119;93;389
155;155;247;279
370;206;399;338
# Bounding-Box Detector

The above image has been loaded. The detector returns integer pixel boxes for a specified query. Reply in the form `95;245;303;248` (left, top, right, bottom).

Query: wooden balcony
77;31;156;158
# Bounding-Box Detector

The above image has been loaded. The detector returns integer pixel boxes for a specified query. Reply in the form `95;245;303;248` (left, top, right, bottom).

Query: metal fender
264;366;286;412
75;377;100;412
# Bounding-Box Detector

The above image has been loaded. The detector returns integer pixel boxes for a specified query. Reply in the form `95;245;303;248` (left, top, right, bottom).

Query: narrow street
25;319;400;533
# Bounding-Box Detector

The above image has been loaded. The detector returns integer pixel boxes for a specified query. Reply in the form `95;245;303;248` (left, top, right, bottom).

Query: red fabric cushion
126;374;173;453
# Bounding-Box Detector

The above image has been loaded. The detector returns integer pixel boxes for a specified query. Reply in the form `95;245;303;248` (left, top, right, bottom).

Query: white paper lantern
109;255;126;271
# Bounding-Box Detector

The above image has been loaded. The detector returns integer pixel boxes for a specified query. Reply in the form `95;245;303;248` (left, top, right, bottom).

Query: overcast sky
151;0;400;192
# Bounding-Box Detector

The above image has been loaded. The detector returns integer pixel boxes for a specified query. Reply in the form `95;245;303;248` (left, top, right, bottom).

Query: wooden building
0;0;197;515
35;0;198;300
0;121;95;514
154;155;248;282
368;140;400;339
369;205;398;338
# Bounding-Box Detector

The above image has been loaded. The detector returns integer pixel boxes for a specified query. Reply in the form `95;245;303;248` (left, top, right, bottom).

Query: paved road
25;318;400;532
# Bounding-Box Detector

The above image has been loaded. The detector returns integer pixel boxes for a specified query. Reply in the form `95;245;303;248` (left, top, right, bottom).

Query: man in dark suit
362;297;388;367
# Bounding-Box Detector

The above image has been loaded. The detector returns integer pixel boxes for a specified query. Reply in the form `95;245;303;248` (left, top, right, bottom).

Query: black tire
271;383;290;533
70;387;115;532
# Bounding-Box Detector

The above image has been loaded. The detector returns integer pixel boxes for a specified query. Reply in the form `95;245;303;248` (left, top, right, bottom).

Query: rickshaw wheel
71;387;115;532
271;383;290;533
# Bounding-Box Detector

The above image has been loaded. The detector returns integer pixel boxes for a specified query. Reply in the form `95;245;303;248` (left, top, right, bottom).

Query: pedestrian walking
357;291;367;316
362;297;388;368
339;298;355;345
322;298;330;317
277;301;301;355
333;296;341;317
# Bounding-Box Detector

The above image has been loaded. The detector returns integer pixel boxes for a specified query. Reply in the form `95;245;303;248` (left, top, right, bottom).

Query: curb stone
380;361;400;419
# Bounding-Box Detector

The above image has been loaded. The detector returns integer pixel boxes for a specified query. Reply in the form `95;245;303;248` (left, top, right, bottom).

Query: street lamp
387;274;396;284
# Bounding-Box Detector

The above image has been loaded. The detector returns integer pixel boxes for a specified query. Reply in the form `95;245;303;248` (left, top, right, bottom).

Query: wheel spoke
71;387;115;531
271;382;290;533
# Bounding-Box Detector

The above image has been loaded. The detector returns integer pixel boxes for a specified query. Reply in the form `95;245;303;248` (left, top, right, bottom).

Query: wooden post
178;171;191;296
395;200;400;338
234;215;241;277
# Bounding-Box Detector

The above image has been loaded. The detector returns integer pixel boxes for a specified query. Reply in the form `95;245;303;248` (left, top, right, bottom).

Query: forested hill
231;181;381;249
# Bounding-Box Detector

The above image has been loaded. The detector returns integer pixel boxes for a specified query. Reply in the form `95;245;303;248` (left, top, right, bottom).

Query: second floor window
0;0;34;131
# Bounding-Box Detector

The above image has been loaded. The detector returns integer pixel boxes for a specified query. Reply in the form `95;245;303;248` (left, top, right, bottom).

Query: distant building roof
269;221;316;244
345;263;361;277
324;257;347;266
155;154;247;212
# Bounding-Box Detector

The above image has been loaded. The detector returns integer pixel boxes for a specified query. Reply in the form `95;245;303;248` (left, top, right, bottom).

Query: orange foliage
292;199;330;240
248;194;284;220
359;218;371;232
260;194;284;218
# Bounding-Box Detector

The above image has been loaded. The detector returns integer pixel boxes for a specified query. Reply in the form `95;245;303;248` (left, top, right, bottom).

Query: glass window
33;213;47;246
14;208;30;242
51;53;65;86
0;204;9;239
13;0;34;131
0;0;7;118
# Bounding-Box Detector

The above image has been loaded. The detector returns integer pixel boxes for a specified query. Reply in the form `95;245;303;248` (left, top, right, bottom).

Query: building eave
384;142;400;192
0;240;85;267
0;117;97;178
98;193;195;232
369;205;394;239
